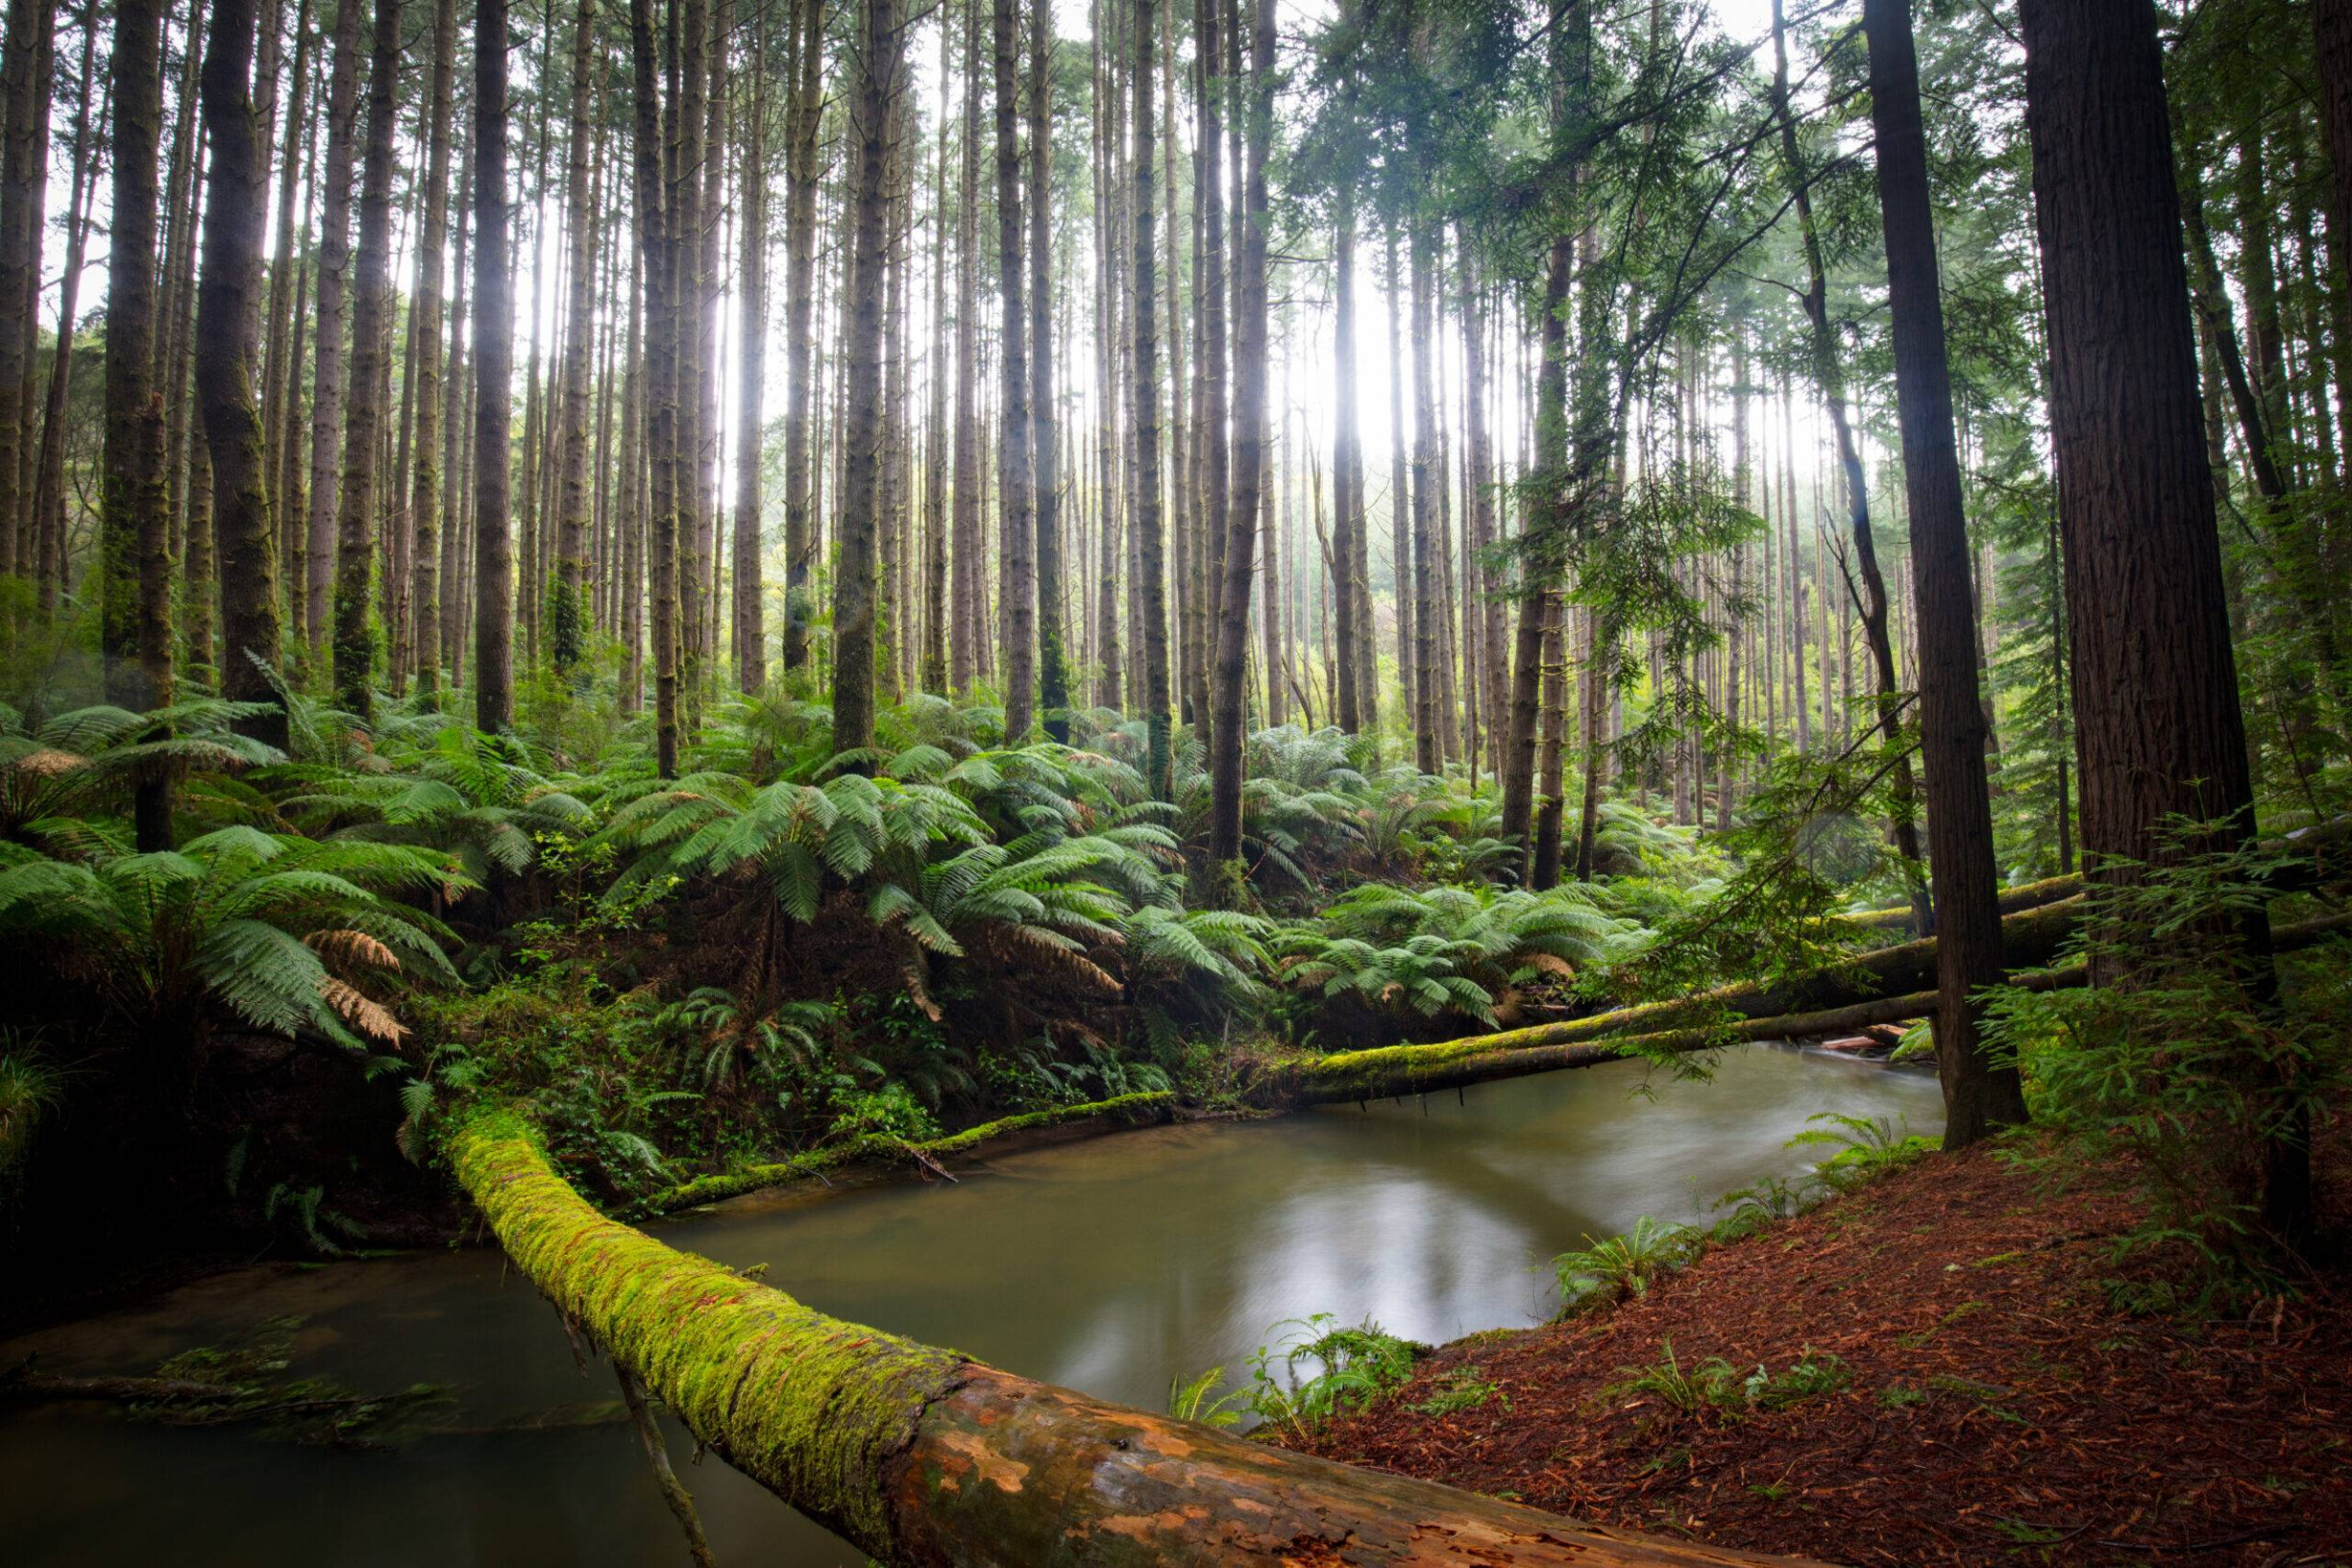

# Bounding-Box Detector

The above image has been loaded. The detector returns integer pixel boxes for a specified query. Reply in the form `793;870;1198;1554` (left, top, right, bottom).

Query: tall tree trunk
333;0;402;720
950;0;980;695
408;0;456;699
1032;0;1067;740
1500;233;1570;877
992;0;1035;738
306;0;363;661
1210;0;1270;867
834;0;900;755
1132;0;1173;796
104;0;176;849
2018;0;2299;1242
1771;0;1927;929
1409;224;1440;775
1331;192;1362;733
0;0;44;574
474;0;515;733
629;0;678;767
779;0;821;674
735;13;769;694
259;0;315;600
33;18;100;614
198;0;288;747
1384;225;1412;729
553;0;599;674
1863;0;2027;1147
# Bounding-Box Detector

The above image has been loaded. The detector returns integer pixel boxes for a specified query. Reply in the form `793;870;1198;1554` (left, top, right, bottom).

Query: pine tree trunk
104;0;176;849
1863;0;2027;1147
628;0;677;767
475;0;516;733
258;0;315;598
2018;0;2299;1241
332;0;401;720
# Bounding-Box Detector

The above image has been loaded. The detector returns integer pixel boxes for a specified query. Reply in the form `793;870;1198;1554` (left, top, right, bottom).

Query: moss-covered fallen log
1284;907;2351;1107
646;1090;1176;1213
452;1110;1818;1567
1838;872;2081;934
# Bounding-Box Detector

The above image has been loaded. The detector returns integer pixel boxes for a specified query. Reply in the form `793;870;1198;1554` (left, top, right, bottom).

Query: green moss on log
647;1090;1175;1213
449;1109;970;1556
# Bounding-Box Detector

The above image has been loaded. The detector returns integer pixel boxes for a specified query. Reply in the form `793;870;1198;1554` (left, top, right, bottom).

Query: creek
0;1044;1938;1566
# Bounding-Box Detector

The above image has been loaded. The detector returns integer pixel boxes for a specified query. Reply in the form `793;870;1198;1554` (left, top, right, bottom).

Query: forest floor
1280;1139;2352;1567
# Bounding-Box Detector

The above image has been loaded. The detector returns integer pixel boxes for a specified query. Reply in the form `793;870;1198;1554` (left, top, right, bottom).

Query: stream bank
1281;1140;2352;1566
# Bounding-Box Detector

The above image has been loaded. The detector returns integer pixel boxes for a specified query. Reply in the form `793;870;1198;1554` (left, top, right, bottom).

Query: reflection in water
0;1046;1936;1566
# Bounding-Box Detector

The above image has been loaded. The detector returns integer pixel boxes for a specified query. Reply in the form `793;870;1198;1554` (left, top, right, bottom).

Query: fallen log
452;1110;1820;1567
646;1090;1175;1213
1284;908;2351;1107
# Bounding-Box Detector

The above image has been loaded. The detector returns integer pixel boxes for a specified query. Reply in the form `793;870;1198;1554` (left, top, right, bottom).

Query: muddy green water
0;1046;1938;1566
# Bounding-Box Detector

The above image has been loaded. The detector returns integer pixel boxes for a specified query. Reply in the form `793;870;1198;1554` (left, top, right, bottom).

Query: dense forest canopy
0;0;2348;1534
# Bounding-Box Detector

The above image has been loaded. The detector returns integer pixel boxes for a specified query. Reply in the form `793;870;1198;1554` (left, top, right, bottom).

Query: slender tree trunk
33;20;100;614
1032;0;1067;740
835;0;900;755
475;0;516;732
331;0;402;720
551;0;599;674
779;0;821;674
105;0;176;848
1409;225;1440;775
408;0;456;699
1210;0;1270;867
1772;0;1927;929
1133;0;1173;795
197;0;287;747
306;0;363;660
1501;234;1570;876
1331;193;1362;733
2019;0;2298;1242
0;0;44;573
1864;0;2027;1146
734;14;769;694
950;0;980;695
259;0;315;600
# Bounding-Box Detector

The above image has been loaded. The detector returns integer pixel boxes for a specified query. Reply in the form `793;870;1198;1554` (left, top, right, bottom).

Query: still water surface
0;1046;1938;1566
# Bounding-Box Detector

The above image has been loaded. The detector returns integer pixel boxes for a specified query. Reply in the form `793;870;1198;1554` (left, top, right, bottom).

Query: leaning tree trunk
103;0;175;851
2018;0;2299;1243
453;1110;1812;1568
333;0;403;721
475;0;517;734
833;0;900;757
197;0;288;750
1862;0;2026;1148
